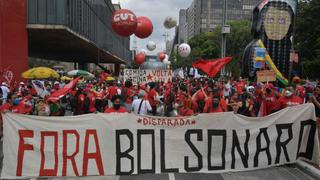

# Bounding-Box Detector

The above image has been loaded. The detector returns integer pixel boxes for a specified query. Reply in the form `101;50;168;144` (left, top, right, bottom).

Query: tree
295;0;320;79
171;20;252;78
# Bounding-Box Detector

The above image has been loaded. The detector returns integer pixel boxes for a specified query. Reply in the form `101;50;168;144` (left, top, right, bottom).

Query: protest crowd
0;72;320;121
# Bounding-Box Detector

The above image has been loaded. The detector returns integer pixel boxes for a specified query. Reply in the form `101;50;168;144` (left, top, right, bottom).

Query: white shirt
1;85;10;104
132;98;152;115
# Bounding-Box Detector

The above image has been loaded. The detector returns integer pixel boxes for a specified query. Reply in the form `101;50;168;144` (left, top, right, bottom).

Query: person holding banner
104;95;127;113
278;86;303;109
203;92;223;113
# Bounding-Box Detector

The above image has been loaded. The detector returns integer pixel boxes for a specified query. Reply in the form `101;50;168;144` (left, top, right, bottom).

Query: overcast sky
111;0;192;55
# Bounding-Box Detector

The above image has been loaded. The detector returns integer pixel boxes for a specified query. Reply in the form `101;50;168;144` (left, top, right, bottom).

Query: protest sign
257;70;276;82
1;104;319;178
123;69;172;84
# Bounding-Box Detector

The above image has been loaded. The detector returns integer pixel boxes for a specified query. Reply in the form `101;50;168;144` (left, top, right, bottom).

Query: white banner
1;104;320;179
124;69;172;84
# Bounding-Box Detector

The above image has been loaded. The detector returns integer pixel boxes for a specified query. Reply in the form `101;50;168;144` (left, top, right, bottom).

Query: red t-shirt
104;107;127;113
265;93;280;115
11;103;26;114
148;89;158;106
0;103;11;112
176;92;188;106
125;88;133;104
179;107;194;116
278;95;303;109
203;99;223;113
236;81;246;95
108;86;117;100
87;92;96;113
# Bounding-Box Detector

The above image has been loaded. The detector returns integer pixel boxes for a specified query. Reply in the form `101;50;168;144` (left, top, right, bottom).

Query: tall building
179;0;261;41
178;9;188;44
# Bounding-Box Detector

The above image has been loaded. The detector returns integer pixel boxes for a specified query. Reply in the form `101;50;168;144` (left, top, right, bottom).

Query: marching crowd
0;77;319;119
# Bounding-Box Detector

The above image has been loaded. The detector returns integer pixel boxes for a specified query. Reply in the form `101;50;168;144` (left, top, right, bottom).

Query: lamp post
220;0;230;77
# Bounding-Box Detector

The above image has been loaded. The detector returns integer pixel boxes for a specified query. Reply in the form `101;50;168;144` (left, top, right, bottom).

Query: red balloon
134;16;153;39
158;52;166;61
112;9;137;37
135;53;146;65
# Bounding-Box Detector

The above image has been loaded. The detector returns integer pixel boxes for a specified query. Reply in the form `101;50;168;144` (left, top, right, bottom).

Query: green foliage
302;60;320;79
171;20;252;78
295;0;320;79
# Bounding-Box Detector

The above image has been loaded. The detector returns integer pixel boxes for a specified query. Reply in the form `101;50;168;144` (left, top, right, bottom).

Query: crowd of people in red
0;76;320;136
0;77;319;117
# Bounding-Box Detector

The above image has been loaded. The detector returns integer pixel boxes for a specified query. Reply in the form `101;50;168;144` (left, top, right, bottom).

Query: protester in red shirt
278;86;303;109
107;82;117;101
203;89;224;113
235;79;246;95
148;82;158;116
263;83;281;115
104;95;127;113
178;99;194;116
74;90;85;115
191;88;207;113
122;81;134;112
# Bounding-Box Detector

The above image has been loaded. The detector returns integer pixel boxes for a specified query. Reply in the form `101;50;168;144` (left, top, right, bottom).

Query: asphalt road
0;140;318;180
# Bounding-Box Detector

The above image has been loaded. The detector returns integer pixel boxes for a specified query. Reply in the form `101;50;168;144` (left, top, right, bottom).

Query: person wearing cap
18;82;26;94
132;90;152;115
104;95;127;113
51;82;60;94
1;82;10;104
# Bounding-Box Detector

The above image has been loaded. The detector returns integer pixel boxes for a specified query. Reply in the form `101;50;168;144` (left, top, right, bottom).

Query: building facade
179;0;261;41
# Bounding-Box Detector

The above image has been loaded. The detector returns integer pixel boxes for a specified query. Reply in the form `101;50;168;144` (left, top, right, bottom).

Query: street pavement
0;140;318;180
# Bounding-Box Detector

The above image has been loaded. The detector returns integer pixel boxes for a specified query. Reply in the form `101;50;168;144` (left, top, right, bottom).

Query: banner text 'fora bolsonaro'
1;104;320;178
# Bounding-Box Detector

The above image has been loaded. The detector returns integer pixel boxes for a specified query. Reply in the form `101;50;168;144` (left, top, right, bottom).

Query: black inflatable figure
242;0;297;80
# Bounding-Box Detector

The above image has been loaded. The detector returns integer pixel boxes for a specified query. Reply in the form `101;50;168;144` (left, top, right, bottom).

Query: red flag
48;77;80;101
192;57;232;78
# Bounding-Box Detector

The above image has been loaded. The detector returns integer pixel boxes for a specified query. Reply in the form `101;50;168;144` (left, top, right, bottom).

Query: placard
257;70;276;82
124;69;172;84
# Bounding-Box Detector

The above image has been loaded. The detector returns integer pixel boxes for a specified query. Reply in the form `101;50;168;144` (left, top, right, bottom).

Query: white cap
1;82;7;86
19;82;25;85
54;81;60;85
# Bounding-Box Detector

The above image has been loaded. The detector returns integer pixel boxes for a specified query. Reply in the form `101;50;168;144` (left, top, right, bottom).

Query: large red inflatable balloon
158;52;166;61
134;16;153;39
135;53;146;65
112;9;137;37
